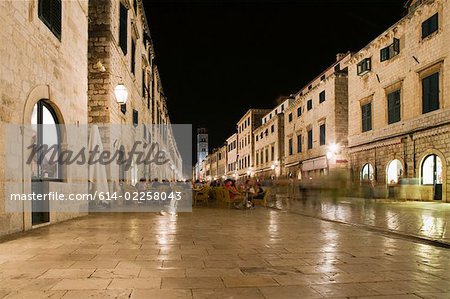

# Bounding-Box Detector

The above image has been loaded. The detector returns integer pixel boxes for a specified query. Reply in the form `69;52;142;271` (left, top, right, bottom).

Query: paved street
273;193;450;245
1;208;450;298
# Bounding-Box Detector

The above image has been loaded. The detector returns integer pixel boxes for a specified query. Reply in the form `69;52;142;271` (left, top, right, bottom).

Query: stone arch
385;158;405;185
418;148;447;202
23;85;65;125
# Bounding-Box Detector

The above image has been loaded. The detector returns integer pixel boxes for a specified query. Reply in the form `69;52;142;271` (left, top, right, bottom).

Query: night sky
143;0;406;164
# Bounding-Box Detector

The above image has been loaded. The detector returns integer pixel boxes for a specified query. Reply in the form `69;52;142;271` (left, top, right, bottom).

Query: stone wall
0;0;89;236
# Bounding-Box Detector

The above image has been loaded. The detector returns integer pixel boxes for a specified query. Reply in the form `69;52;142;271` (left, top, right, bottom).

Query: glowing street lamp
114;82;129;104
327;142;340;159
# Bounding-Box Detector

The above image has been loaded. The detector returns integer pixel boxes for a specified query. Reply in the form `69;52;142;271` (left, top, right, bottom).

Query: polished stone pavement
273;194;450;245
1;208;450;298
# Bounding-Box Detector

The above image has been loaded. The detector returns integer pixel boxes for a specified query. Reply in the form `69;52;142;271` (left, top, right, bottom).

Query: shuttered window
288;138;293;156
119;3;128;55
307;99;313;111
361;103;372;132
319;91;326;103
422;72;440;114
422;13;438;39
297;134;302;153
307;129;313;150
38;0;62;39
297;107;302;117
133;109;138;127
131;39;136;75
357;58;371;76
319;124;326;146
387;90;401;124
380;38;400;62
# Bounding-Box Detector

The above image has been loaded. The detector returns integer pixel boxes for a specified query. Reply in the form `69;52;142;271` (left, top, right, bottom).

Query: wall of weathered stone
0;0;89;236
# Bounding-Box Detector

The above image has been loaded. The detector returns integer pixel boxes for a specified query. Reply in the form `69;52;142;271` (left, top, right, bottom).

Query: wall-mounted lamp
114;81;128;114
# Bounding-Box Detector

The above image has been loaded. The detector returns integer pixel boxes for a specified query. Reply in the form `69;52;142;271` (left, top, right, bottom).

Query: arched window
38;0;62;39
361;163;374;182
31;100;60;180
387;159;403;184
422;154;443;185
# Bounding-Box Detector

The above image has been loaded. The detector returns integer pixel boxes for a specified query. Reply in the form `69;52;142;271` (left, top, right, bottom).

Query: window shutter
38;0;61;39
430;72;439;111
422;73;439;113
380;48;388;62
431;13;439;32
393;38;400;53
133;109;138;127
119;4;128;55
131;40;136;75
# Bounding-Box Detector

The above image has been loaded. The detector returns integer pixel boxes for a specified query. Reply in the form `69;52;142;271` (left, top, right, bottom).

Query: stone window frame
417;60;443;115
383;80;404;126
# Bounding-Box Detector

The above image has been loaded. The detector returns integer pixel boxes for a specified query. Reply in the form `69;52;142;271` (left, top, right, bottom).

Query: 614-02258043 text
9;191;184;202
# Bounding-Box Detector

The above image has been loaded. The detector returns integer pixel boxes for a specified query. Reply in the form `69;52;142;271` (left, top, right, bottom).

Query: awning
285;161;300;168
302;156;328;171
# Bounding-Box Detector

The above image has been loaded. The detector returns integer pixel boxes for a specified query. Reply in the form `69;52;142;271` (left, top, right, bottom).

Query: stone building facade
206;146;226;180
0;0;89;236
284;54;351;180
236;109;270;178
348;0;450;202
226;133;238;178
89;0;182;187
217;145;227;179
253;99;291;179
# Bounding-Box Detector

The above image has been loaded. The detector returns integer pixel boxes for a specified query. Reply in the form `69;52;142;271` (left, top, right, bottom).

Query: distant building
197;128;209;164
284;53;351;179
254;98;293;179
226;134;238;179
237;109;271;178
195;128;208;180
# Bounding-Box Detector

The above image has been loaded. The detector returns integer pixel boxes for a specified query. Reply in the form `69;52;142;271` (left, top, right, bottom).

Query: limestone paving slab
0;208;450;298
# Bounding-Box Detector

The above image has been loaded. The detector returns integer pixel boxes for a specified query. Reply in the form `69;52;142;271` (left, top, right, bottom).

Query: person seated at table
224;179;244;201
250;182;265;200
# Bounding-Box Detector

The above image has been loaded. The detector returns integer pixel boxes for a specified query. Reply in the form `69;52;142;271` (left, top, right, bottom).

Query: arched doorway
31;100;61;225
387;159;403;185
421;154;443;200
360;163;374;182
361;163;375;198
